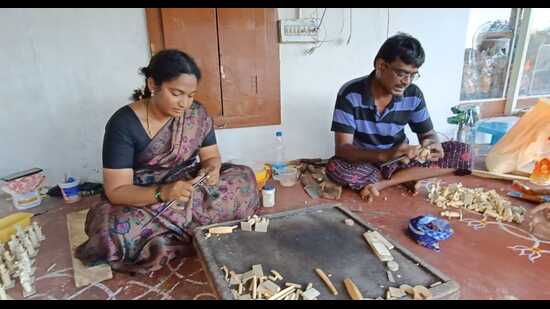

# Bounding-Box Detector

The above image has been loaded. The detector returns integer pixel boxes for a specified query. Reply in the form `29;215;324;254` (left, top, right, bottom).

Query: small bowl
277;167;298;187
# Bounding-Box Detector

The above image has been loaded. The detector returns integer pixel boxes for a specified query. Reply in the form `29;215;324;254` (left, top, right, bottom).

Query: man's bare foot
401;181;421;195
360;183;381;202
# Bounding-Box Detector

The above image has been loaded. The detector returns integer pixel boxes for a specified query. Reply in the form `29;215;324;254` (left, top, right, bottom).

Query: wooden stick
315;268;338;295
208;225;238;235
344;278;363;300
472;169;529;182
268;286;296;300
251;276;257;299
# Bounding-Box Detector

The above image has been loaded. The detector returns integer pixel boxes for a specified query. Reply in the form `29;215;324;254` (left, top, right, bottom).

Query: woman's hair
132;49;202;101
374;32;425;68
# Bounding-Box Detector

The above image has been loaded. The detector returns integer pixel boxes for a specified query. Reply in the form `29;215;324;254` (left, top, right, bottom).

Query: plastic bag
528;203;550;241
486;99;550;175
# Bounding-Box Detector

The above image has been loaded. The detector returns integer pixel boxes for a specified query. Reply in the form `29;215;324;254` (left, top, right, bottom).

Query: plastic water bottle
272;130;287;175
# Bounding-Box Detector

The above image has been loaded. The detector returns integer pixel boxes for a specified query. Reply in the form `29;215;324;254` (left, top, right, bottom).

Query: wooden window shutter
145;8;281;129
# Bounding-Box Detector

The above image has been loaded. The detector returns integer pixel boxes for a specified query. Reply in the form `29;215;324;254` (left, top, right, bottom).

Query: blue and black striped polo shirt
331;71;433;150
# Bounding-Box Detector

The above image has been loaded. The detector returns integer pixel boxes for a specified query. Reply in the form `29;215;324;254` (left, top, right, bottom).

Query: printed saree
75;102;260;274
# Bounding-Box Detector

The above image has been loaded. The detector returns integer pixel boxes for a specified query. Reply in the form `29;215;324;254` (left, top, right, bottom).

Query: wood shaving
428;181;526;223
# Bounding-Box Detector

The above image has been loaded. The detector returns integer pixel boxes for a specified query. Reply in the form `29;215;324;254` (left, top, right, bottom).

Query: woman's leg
75;200;194;275
191;163;260;227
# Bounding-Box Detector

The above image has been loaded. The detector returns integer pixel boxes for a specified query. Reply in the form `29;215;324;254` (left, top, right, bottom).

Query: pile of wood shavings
427;182;526;223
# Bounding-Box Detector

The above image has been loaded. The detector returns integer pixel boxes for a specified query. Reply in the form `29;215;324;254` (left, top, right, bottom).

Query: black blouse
102;105;217;169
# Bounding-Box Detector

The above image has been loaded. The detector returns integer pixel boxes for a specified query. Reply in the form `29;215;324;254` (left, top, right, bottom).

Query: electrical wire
386;8;390;38
305;8;328;55
316;8;327;31
346;8;352;45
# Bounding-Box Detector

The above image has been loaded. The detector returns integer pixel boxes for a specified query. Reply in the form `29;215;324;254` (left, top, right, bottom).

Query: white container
11;190;42;210
262;184;276;208
277;167;298;187
58;177;81;204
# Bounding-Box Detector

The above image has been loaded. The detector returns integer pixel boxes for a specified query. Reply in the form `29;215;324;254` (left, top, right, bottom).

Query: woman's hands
198;165;220;186
159;180;194;203
156;166;220;204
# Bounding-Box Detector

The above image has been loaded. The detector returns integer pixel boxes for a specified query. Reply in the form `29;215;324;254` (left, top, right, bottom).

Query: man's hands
421;139;444;161
394;144;420;164
389;139;444;165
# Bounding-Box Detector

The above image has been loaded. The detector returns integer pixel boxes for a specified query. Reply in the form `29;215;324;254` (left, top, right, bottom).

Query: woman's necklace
145;99;152;137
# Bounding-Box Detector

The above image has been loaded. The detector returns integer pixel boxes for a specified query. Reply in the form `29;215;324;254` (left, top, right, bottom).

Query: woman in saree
75;49;260;274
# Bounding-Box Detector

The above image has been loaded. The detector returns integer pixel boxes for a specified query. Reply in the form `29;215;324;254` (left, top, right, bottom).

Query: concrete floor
1;174;548;300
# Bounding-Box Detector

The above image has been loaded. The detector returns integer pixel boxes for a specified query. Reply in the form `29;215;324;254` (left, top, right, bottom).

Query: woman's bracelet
154;185;164;203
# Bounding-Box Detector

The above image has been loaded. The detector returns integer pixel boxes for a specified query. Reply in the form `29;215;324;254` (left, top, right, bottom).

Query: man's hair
374;32;425;68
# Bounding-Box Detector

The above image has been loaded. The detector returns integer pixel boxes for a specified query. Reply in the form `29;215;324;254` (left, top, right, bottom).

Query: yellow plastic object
255;164;271;190
530;158;550;186
0;212;33;242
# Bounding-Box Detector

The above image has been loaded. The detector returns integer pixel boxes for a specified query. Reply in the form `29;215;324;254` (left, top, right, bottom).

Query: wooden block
386;261;399;272
363;232;393;262
270;269;283;280
285;282;301;289
269;286;296;300
369;230;394;250
343;278;363;300
251;276;257;299
231;289;239;299
344;219;354;226
252;264;264;277
258;280;281;296
315;268;338;295
241;270;255;282
66;209;113;288
413;285;432;300
208;225;238;235
399;284;415;297
229;271;241;285
254;218;269;232
239;293;252;300
430;281;442;288
386;270;395;283
240;219;255;232
389;286;405;298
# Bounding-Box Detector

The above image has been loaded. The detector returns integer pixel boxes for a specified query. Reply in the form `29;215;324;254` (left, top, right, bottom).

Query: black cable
316;8;327;31
386;8;390;38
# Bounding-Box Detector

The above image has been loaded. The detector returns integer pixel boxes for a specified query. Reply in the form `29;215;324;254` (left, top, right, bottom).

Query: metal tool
140;173;209;230
379;155;407;168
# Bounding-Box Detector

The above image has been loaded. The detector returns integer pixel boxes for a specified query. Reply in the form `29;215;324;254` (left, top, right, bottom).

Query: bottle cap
263;184;275;191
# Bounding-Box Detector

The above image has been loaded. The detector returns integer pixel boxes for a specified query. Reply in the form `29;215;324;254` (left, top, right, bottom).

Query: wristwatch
154;186;164;203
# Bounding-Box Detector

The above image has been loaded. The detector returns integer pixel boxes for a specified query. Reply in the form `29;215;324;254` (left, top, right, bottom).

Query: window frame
459;8;550;116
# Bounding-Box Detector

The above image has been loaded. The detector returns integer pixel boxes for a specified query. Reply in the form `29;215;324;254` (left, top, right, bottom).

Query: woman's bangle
154;186;164;203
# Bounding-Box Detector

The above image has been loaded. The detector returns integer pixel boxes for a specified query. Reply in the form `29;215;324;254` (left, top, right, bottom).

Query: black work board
193;203;459;300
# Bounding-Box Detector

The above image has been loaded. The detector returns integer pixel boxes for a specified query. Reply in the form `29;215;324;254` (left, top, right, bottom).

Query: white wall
0;8;150;184
219;8;470;163
0;8;469;184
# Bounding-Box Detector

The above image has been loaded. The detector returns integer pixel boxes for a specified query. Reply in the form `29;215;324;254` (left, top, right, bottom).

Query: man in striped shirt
327;33;472;202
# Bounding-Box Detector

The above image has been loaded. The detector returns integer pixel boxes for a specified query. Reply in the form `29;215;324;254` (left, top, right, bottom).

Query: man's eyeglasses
385;63;421;82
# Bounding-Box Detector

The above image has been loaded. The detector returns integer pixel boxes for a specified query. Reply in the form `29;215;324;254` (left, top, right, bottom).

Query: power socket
278;18;320;43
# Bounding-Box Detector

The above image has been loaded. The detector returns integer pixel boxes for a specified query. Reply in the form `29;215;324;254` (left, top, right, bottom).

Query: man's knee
326;157;381;190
